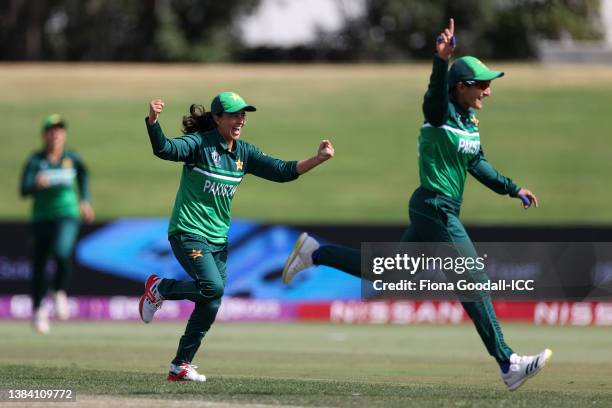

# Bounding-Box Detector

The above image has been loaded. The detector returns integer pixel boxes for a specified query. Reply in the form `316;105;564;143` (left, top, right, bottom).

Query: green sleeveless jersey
146;119;299;244
419;56;520;202
20;150;90;221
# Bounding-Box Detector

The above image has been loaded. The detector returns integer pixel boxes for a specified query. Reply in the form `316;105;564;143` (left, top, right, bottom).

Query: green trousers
157;233;227;365
31;217;80;310
316;186;514;365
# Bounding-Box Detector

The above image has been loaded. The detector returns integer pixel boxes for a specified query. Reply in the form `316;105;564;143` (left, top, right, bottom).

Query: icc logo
211;150;221;166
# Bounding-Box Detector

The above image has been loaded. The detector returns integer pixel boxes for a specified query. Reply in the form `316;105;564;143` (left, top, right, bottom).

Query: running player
20;114;95;334
139;92;334;381
282;19;551;391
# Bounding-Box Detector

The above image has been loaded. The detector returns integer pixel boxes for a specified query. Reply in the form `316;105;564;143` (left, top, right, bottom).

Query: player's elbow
280;173;299;183
152;148;175;161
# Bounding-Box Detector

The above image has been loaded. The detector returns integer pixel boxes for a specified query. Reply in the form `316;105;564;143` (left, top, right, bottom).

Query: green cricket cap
448;56;504;88
42;114;67;131
211;92;256;115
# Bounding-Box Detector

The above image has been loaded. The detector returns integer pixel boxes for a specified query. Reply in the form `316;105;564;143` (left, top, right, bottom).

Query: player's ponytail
182;104;217;134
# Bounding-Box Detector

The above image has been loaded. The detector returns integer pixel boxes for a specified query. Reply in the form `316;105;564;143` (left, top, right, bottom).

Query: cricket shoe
138;274;164;323
54;290;69;320
32;307;50;335
167;363;206;382
501;349;552;391
282;232;320;284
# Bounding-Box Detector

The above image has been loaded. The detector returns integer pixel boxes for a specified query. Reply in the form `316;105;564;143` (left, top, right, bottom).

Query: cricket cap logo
189;249;203;260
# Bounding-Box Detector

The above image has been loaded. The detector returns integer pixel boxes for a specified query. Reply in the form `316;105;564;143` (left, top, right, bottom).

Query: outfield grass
0;321;611;407
1;63;612;224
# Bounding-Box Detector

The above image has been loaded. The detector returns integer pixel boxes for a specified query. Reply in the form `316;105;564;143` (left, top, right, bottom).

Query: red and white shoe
167;363;206;382
138;274;164;323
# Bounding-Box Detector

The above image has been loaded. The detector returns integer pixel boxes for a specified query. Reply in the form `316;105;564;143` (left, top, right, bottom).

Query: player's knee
197;280;224;300
211;284;224;299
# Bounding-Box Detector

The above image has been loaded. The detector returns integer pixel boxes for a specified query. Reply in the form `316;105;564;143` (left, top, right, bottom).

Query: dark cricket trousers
316;186;514;365
157;233;227;365
31;217;80;310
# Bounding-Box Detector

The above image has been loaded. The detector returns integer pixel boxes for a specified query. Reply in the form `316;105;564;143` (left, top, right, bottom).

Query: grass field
0;321;611;407
1;63;612;224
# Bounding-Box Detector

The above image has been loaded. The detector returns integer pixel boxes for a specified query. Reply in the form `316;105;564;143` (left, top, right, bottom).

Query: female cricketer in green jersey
282;19;551;391
20;114;95;334
139;92;334;382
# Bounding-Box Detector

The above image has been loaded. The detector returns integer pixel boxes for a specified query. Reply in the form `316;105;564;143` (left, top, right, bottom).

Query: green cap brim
226;104;256;113
474;70;504;81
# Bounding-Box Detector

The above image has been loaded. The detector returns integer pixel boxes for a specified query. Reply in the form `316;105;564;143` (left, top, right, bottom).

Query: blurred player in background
20;114;95;334
140;92;334;382
283;19;551;391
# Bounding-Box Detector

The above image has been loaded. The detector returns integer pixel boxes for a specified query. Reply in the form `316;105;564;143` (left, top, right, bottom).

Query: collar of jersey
43;149;67;166
449;95;473;120
212;128;236;153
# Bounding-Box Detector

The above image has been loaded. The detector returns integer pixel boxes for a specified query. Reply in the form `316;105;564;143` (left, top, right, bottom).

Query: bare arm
296;140;335;175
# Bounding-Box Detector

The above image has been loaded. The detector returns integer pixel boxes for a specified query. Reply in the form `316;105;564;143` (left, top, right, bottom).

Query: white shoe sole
282;232;309;284
508;349;553;391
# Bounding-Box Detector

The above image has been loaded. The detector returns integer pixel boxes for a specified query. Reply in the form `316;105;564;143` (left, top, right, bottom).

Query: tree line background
0;0;603;62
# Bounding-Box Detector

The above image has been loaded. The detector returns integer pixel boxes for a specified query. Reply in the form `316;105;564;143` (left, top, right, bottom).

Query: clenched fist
148;99;165;125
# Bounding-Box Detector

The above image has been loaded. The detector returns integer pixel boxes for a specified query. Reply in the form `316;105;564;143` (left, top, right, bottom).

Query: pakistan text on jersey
203;180;238;197
457;139;480;154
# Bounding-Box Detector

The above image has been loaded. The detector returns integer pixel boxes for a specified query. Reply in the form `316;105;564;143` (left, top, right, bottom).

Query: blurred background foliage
0;0;260;61
0;0;604;62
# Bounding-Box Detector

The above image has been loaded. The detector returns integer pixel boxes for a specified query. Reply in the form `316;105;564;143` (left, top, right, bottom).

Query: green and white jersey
418;56;520;202
419;101;481;201
20;150;90;221
146;119;299;244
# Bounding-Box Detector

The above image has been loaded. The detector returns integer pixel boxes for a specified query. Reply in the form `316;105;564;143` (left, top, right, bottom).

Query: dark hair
182;104;217;134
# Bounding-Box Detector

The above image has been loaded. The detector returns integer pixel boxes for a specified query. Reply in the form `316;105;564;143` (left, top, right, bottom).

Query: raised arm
296;140;334;175
146;99;201;162
423;18;455;126
245;140;334;182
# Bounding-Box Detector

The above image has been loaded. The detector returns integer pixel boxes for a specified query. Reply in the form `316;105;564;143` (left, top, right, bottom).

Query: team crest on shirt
235;158;243;171
470;116;479;126
62;158;73;168
211;150;221;166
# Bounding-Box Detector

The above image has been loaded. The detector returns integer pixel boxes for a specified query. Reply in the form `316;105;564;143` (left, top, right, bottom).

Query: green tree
0;0;261;61
330;0;602;60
